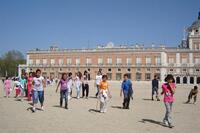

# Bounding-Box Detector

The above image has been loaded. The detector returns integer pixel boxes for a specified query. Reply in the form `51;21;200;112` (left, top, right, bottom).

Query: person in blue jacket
120;74;133;109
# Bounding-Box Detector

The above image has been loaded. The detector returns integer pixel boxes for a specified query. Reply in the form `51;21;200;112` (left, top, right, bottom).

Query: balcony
181;63;188;67
145;63;152;67
168;63;175;67
86;63;92;66
116;63;122;66
98;63;103;66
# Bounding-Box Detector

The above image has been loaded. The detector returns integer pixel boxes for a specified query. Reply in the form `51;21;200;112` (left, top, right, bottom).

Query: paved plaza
0;81;199;133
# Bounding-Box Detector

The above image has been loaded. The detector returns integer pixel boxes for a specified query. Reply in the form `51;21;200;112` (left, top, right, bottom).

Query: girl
161;74;176;128
32;69;46;112
13;78;21;98
95;71;102;97
82;70;89;99
19;74;27;101
56;73;69;109
27;72;34;101
75;72;82;99
4;77;11;98
67;72;73;100
98;75;112;113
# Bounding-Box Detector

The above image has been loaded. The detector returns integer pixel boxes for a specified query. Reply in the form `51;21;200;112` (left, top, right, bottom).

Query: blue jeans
32;90;44;104
76;85;81;98
164;102;173;124
60;89;68;106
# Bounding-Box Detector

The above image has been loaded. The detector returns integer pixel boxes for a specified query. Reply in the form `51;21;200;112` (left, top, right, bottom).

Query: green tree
0;50;25;77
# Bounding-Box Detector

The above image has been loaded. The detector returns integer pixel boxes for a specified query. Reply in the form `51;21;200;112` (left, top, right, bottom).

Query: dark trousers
123;91;130;109
82;84;89;98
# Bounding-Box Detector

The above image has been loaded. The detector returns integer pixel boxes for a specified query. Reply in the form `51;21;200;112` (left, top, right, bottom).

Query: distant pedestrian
4;77;11;98
95;71;102;97
75;72;82;99
161;74;176;128
27;72;34;101
152;75;160;101
82;70;89;99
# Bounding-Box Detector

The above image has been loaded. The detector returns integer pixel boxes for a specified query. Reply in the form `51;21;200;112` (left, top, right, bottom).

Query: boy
152;75;160;101
120;74;133;109
32;69;46;112
186;86;198;104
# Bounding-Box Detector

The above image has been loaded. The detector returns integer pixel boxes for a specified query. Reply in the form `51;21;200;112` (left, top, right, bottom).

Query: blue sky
0;0;200;54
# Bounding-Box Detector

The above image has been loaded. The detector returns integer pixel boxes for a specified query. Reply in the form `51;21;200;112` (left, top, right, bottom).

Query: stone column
187;76;190;84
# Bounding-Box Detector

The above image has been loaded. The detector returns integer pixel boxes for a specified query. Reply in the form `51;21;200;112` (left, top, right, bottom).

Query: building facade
19;12;200;84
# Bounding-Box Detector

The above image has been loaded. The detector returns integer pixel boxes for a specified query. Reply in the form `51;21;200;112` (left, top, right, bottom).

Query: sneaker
32;107;36;113
163;120;168;126
41;106;44;111
168;123;174;128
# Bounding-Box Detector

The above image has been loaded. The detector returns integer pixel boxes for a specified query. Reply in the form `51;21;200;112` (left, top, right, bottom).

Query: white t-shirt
33;76;44;91
96;75;102;85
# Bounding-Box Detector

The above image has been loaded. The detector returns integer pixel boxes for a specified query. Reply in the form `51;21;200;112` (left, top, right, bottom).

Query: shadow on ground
139;119;168;127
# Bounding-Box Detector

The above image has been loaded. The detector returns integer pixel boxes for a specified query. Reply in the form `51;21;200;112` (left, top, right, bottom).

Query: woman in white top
75;71;82;99
95;71;102;97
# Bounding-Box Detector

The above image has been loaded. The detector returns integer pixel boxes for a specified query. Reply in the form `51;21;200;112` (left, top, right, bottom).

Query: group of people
2;69;199;129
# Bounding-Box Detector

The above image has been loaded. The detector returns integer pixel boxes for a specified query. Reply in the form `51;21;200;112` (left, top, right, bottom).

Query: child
161;74;176;128
19;74;27;101
32;69;46;112
4;77;11;98
13;78;21;98
75;72;82;99
120;74;133;109
152;75;160;101
98;75;112;113
82;70;89;99
186;86;198;104
56;73;69;109
27;72;34;101
95;71;102;97
67;72;73;100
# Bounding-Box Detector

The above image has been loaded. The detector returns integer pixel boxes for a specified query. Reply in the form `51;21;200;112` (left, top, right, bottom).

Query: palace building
19;12;200;84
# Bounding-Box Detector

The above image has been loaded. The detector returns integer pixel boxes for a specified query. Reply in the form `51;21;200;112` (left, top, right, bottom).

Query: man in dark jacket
152;75;160;101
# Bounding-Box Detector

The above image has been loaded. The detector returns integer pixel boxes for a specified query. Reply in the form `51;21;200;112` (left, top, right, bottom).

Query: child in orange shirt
98;75;112;113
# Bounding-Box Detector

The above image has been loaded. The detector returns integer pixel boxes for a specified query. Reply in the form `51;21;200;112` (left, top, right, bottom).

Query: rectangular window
146;57;151;65
58;59;64;65
107;58;112;65
155;57;161;65
116;58;122;65
136;73;142;81
182;58;187;64
195;58;200;64
136;57;141;65
86;58;92;65
76;58;80;65
67;58;72;65
169;58;174;63
43;59;47;65
126;58;132;65
107;73;112;80
98;58;103;65
116;73;122;81
51;59;55;65
29;59;33;65
145;73;151;81
36;59;40;65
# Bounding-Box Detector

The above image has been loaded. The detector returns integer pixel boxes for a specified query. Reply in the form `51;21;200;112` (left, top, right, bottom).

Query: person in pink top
4;77;11;98
161;74;176;128
27;72;34;101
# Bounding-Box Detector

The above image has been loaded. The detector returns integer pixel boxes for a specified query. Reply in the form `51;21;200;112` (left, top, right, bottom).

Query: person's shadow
88;109;100;113
139;119;167;127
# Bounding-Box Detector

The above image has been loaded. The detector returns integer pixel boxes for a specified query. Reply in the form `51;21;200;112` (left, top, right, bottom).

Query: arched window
197;77;200;84
190;77;194;84
176;77;180;84
183;77;187;84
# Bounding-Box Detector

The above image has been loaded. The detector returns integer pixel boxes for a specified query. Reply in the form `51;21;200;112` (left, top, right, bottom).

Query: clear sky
0;0;200;54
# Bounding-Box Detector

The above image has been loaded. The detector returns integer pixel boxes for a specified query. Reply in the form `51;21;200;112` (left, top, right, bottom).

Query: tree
0;50;25;77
